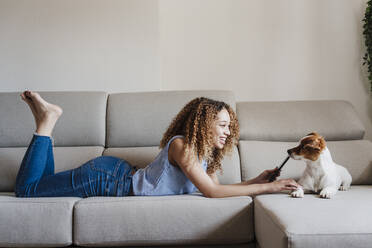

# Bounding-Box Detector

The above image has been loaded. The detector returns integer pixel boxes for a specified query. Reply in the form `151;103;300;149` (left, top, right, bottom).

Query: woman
15;91;299;198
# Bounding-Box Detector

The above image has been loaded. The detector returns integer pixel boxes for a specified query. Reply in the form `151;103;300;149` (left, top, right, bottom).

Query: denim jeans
15;134;134;198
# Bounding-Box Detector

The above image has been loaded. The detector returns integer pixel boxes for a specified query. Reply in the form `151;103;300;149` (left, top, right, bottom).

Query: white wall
0;0;160;92
0;0;371;140
159;0;372;140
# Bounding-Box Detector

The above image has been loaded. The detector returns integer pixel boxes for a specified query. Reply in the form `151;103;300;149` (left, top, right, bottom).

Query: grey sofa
0;90;371;248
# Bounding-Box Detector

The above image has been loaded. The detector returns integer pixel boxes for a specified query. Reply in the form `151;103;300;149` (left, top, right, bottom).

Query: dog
287;132;352;199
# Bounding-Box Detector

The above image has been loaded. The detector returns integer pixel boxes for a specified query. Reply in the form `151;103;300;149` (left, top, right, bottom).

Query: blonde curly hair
160;97;239;174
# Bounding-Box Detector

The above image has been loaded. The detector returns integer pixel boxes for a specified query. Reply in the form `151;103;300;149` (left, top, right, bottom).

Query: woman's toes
21;92;33;106
20;92;40;121
24;91;32;99
28;91;43;102
26;91;48;109
26;91;63;118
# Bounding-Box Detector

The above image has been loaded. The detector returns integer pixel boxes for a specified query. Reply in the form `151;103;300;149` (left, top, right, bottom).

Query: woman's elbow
202;191;214;198
201;187;220;198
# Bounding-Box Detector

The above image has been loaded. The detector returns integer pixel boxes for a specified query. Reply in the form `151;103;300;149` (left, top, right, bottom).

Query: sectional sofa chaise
0;90;371;248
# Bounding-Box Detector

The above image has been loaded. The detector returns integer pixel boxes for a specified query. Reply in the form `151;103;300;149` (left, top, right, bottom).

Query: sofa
0;90;371;248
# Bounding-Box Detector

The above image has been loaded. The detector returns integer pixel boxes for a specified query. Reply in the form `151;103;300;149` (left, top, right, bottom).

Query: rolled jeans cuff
33;132;54;146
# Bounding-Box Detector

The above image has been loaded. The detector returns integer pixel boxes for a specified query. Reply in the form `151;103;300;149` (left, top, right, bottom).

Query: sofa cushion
0;192;81;247
0;146;104;191
254;186;372;248
0;91;107;147
106;90;236;147
73;194;253;246
237;100;365;142
103;145;241;185
239;140;372;185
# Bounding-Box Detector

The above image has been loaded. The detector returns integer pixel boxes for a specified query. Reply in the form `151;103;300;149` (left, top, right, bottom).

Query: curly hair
160;97;239;174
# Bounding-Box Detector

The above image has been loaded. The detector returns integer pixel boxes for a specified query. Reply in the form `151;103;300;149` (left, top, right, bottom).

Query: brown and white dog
287;132;352;199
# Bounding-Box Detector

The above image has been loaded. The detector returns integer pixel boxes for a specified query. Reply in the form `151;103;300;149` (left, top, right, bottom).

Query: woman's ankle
35;130;52;136
34;132;51;137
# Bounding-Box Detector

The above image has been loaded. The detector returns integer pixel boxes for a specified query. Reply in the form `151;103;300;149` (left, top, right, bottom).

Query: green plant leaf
363;0;372;91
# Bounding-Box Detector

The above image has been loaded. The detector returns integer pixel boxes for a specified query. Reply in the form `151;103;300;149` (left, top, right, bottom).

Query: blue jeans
15;134;134;197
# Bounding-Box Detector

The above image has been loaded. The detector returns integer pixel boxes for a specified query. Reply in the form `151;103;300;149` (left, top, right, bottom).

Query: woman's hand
252;167;280;184
268;179;300;193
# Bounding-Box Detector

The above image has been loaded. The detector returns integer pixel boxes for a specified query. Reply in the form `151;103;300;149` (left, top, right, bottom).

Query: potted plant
363;0;372;91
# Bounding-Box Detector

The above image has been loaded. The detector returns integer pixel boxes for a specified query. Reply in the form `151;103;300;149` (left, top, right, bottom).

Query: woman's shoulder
168;136;202;169
167;136;185;166
169;136;184;146
166;135;184;146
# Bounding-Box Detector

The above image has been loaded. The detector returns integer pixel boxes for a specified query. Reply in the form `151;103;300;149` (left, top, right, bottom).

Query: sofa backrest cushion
106;90;236;147
106;90;241;184
237;100;365;142
0;92;107;147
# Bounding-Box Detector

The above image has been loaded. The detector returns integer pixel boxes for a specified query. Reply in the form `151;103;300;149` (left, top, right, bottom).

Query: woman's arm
169;138;298;198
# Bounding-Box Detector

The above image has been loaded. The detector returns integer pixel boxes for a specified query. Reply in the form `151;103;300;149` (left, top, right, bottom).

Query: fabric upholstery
0;147;104;191
73;194;253;246
239;140;372;185
254;186;372;248
1;90;371;248
104;145;241;185
237;100;365;141
106;90;236;147
0;92;107;147
0;192;80;247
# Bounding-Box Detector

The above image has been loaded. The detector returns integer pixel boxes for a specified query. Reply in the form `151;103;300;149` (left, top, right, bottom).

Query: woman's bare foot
20;90;63;137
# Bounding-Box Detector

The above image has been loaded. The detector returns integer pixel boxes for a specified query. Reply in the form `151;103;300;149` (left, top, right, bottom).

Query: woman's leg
15;91;134;198
17;155;134;198
15;134;54;192
43;136;55;177
15;91;62;196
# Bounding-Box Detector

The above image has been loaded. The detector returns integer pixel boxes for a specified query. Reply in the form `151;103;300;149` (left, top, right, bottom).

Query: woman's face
211;108;231;149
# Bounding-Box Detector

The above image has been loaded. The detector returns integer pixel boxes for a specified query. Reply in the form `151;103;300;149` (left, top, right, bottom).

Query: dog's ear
318;136;326;149
304;136;326;152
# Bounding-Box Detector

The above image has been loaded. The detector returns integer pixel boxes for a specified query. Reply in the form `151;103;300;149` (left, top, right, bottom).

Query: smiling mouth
219;138;226;144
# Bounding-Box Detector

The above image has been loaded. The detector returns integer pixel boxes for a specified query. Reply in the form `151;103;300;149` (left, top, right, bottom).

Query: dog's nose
287;149;291;155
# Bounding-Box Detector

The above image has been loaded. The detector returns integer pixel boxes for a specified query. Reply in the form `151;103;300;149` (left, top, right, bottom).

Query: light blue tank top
132;135;208;196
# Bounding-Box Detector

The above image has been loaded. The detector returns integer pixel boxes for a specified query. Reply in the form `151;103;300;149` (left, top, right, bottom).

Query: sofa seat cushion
0;193;81;247
74;194;253;246
254;186;372;248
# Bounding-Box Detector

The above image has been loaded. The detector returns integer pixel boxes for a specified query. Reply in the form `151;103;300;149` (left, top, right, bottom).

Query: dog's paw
339;185;350;191
291;190;304;198
319;188;336;199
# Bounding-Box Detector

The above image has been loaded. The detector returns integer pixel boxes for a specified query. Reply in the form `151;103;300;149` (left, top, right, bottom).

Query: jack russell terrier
287;132;352;199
